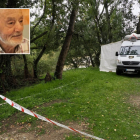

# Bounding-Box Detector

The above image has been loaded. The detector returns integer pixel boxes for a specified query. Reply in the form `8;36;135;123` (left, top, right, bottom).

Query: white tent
100;41;122;72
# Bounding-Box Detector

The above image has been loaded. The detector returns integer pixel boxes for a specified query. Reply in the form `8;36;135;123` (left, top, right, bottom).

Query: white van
116;33;140;75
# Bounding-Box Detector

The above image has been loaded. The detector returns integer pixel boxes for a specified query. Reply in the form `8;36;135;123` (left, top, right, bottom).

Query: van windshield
119;46;140;55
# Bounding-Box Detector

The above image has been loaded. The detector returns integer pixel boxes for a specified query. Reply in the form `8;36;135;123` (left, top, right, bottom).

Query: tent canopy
100;41;122;72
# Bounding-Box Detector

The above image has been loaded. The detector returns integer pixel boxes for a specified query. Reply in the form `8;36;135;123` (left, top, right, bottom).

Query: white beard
0;33;23;47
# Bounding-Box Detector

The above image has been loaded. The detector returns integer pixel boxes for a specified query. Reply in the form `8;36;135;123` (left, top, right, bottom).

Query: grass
0;67;140;140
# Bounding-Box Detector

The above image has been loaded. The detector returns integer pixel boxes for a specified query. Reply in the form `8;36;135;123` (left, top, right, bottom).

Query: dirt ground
0;121;91;140
1;94;139;140
0;118;92;140
129;95;140;108
0;99;92;140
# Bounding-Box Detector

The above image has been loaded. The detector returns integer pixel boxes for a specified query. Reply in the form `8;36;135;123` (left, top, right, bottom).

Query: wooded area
0;0;140;93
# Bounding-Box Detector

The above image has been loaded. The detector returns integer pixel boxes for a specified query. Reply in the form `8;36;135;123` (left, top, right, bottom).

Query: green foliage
11;56;25;77
0;69;2;74
11;48;61;78
0;0;6;8
37;49;61;75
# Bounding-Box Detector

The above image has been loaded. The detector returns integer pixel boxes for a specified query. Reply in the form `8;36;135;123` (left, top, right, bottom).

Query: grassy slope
0;67;140;140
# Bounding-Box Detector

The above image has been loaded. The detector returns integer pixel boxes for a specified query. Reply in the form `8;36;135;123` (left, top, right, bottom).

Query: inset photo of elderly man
0;8;30;54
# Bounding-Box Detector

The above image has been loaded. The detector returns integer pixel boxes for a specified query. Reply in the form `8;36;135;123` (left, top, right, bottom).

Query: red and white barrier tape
0;95;104;140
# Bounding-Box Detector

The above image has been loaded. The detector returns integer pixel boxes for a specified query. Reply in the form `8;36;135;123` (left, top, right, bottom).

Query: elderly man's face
0;9;23;47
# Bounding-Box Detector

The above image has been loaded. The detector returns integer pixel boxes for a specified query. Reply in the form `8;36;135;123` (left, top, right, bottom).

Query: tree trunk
89;53;95;67
0;55;16;93
33;45;46;78
71;58;78;68
137;17;140;34
104;0;112;43
54;6;78;79
94;51;100;67
23;55;30;78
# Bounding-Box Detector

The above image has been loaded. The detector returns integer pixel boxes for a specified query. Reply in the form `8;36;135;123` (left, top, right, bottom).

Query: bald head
0;9;22;17
0;9;23;27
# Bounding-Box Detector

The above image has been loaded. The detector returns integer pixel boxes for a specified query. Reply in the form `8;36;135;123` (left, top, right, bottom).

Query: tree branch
99;6;105;21
31;0;46;35
31;30;48;43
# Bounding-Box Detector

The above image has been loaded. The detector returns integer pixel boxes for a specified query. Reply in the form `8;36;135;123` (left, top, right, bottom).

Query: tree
31;0;61;78
65;0;138;68
83;0;136;66
0;0;18;93
0;0;39;93
54;2;79;79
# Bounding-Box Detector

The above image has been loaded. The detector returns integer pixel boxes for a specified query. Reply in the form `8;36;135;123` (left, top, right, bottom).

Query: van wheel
116;69;122;75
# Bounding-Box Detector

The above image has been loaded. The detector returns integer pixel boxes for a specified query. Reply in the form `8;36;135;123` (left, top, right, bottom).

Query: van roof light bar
130;36;137;42
124;33;140;41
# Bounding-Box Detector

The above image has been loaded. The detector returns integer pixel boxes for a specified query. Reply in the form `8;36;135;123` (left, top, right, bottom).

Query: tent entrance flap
100;41;122;72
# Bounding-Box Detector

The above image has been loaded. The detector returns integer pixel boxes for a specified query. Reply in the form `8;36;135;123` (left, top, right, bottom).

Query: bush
11;49;61;78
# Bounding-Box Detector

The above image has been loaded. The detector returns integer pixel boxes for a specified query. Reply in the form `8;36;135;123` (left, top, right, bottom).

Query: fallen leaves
37;125;43;128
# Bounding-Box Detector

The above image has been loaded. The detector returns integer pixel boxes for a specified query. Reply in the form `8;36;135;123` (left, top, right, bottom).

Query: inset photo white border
0;8;30;54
